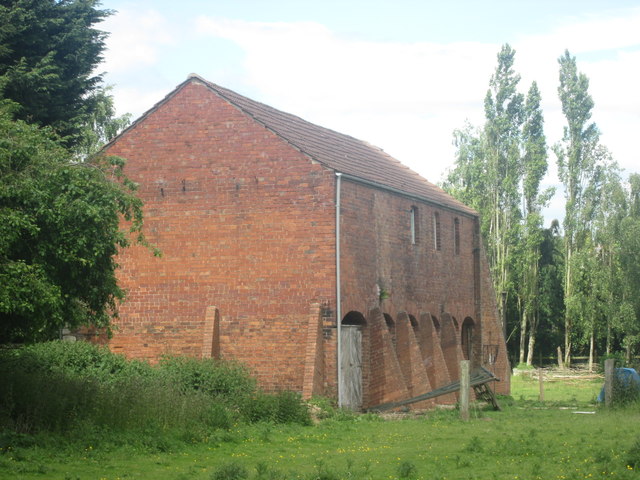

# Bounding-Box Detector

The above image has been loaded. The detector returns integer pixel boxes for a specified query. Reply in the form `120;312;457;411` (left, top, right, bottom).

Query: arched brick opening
342;311;367;326
408;314;419;333
431;314;441;336
384;313;396;347
461;317;475;361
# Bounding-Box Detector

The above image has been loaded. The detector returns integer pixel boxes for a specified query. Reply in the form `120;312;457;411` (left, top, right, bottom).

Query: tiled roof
155;74;476;216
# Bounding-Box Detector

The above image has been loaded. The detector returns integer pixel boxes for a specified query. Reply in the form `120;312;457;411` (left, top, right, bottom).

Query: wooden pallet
368;366;501;412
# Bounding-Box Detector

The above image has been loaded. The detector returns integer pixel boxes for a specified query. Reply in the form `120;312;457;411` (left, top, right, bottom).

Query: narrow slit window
410;206;418;245
433;212;440;250
454;217;460;255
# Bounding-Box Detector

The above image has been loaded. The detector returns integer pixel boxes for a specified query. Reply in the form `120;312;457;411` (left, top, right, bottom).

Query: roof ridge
187;75;475;216
108;74;476;217
199;77;384;160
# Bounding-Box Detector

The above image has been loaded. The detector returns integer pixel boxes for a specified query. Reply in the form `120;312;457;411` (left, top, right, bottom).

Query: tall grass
0;341;310;446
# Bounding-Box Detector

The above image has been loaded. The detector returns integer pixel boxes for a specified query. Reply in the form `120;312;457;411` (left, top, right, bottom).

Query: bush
0;341;152;383
599;352;626;372
158;355;257;402
0;342;240;437
514;362;535;370
240;391;311;425
0;340;312;446
612;376;640;406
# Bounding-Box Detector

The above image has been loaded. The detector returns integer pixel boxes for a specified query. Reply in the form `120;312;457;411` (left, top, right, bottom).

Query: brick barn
102;74;510;410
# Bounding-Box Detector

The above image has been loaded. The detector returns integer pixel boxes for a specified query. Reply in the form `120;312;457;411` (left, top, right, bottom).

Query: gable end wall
104;81;336;391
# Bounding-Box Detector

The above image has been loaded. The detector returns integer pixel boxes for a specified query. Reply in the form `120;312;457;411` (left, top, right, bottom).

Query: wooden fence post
460;360;470;421
557;346;564;369
604;358;614;408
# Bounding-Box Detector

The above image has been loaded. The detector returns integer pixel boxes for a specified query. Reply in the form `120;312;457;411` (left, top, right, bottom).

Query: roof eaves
338;172;478;218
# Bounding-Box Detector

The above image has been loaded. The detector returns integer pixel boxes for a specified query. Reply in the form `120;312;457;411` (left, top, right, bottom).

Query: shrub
0;340;311;446
307;396;338;420
0;341;153;384
158;355;257;403
599;352;626;372
240;391;311;426
0;342;237;437
612;375;640;406
514;362;535;370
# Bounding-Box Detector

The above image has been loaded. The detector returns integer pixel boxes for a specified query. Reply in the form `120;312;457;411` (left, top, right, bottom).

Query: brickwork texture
102;76;510;409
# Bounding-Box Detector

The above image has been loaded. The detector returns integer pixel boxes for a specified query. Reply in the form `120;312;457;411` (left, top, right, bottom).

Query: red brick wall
104;79;510;401
366;308;410;407
338;178;510;403
478;243;511;394
395;312;435;409
104;81;336;391
339;179;477;321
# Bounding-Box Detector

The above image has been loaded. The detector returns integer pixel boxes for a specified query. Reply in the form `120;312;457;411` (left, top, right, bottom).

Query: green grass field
2;371;639;480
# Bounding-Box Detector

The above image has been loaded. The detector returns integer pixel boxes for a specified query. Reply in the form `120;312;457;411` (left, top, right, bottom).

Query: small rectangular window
410;206;418;245
433;212;441;251
454;217;460;255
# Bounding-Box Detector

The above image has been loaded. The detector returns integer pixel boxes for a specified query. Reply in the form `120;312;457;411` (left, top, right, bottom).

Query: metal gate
340;325;363;410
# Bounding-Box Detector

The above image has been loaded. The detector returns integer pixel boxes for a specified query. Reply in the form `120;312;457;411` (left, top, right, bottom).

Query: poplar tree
518;81;550;365
445;45;550;358
554;50;603;365
482;44;524;326
617;174;640;361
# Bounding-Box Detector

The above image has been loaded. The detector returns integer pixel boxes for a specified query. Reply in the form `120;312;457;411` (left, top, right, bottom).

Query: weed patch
0;341;311;448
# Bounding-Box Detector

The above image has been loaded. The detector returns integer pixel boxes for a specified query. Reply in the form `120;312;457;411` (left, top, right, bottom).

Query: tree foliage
0;0;142;342
0;0;112;147
444;44;550;364
616;174;640;360
0;108;148;342
444;47;640;368
554;50;617;365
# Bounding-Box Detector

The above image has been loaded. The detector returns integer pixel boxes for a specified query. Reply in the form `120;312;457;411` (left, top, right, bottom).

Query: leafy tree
0;108;149;342
75;86;131;159
617;174;640;362
0;0;111;147
586;164;627;369
534;220;564;361
447;121;487;213
482;44;525;321
554;50;610;365
445;45;553;363
516;81;550;365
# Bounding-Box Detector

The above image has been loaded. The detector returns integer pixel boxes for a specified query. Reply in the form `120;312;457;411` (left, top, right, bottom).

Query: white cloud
514;8;640;175
191;11;640;230
518;7;640;56
195;16;497;182
195;12;640;186
101;7;639;192
111;86;170;123
102;8;176;74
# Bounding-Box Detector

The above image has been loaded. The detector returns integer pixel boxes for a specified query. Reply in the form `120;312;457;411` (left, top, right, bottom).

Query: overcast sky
98;0;640;225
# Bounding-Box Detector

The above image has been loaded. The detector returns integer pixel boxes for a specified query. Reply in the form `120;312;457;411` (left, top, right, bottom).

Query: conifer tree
0;0;112;147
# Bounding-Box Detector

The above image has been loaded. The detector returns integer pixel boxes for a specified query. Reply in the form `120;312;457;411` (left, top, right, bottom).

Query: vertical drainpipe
335;172;343;408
